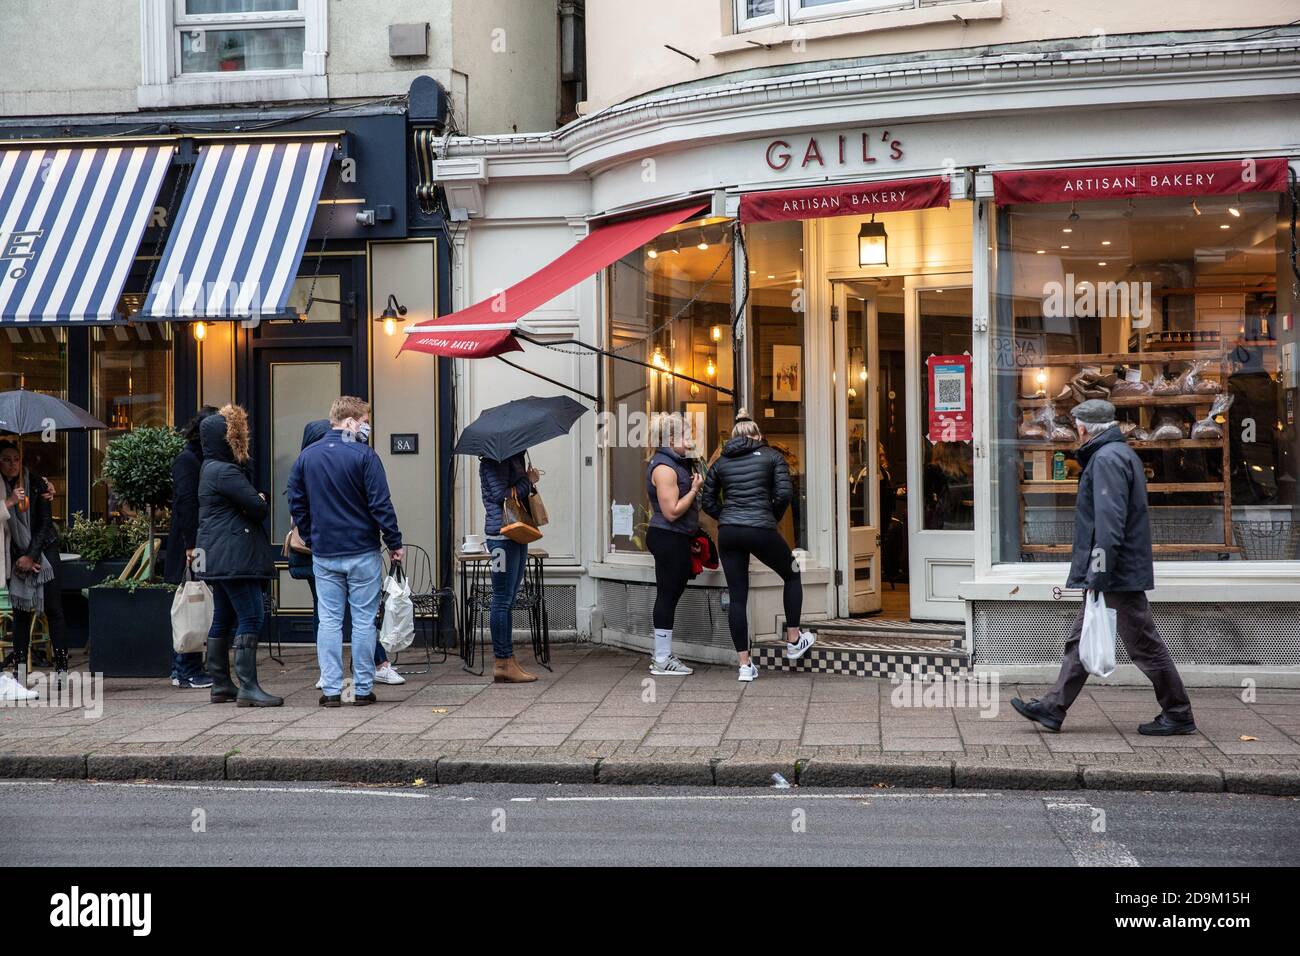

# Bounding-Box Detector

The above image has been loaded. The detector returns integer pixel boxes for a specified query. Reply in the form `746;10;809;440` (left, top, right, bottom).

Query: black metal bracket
514;332;734;400
495;354;598;403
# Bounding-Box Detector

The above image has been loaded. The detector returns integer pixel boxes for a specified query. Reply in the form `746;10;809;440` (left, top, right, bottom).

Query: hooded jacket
196;411;274;580
285;420;330;578
163;435;203;585
699;436;793;529
1066;425;1154;592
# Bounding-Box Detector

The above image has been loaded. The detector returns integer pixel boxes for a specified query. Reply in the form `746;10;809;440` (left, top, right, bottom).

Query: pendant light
857;214;888;267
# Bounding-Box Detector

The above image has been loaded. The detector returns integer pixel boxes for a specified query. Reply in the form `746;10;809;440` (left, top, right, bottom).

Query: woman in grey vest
644;412;702;675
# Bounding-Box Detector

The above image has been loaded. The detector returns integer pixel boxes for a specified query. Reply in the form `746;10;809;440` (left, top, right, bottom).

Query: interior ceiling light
1191;199;1202;216
1035;249;1046;255
647;247;658;259
1229;206;1241;218
1062;227;1073;234
1101;240;1111;246
1068;202;1079;222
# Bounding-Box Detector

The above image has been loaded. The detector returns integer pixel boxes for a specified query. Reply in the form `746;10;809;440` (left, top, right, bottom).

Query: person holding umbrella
458;395;587;685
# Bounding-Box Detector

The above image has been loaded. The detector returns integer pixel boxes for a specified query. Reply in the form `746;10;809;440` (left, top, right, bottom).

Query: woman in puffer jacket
700;411;815;681
479;452;540;684
196;405;281;707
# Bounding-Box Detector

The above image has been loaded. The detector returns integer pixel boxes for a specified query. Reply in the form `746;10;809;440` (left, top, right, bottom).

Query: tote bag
1079;590;1117;678
171;568;213;654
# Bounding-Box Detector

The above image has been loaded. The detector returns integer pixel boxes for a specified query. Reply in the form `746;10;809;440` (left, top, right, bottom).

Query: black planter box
88;586;175;678
61;559;130;593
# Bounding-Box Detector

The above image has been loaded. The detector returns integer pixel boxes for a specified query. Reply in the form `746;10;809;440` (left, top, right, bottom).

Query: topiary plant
100;426;185;580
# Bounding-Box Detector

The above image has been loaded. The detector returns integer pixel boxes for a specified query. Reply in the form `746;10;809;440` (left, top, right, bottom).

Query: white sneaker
0;672;39;702
737;662;759;682
374;662;406;685
785;631;816;660
314;676;324;689
650;655;693;676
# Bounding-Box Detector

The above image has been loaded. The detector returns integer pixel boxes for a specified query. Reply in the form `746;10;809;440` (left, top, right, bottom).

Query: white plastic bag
171;571;212;654
378;566;415;655
1080;590;1117;678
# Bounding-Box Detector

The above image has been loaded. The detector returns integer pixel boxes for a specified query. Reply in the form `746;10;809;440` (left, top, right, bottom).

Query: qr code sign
937;376;962;406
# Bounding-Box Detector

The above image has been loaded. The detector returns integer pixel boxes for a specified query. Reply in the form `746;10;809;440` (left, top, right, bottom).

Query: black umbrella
454;395;587;461
0;388;106;436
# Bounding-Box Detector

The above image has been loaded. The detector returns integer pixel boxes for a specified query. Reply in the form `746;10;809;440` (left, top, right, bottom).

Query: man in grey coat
1012;399;1196;736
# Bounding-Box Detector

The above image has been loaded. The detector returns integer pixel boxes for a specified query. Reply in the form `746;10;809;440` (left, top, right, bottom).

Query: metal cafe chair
388;544;453;676
0;596;52;673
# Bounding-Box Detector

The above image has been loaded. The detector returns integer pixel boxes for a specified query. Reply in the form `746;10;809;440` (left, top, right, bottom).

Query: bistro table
455;547;552;676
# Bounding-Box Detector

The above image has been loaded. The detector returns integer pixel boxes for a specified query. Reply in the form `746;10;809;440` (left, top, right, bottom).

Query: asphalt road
1;781;1297;867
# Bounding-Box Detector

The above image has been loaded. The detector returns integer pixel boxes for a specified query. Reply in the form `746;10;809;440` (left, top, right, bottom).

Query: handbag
1080;590;1117;678
525;455;548;527
283;525;311;556
170;567;213;655
378;564;415;655
500;490;542;545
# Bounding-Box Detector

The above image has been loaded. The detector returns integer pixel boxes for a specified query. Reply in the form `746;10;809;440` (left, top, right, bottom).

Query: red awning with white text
992;158;1289;206
739;175;950;224
401;202;708;359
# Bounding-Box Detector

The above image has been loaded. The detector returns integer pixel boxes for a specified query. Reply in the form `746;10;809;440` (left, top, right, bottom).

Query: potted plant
87;427;185;677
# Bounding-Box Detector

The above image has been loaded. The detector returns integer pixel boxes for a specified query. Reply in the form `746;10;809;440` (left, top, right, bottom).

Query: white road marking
1043;798;1141;867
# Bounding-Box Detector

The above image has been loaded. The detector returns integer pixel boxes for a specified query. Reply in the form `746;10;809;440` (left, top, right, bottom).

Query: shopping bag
378;565;415;655
500;491;542;545
170;569;213;654
1079;590;1117;678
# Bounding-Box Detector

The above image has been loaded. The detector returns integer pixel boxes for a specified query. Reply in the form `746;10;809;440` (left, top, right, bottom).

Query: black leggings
11;549;68;662
718;525;801;653
646;527;692;631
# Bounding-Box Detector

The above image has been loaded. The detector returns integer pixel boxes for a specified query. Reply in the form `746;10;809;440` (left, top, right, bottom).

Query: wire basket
1023;518;1075;546
1233;520;1300;561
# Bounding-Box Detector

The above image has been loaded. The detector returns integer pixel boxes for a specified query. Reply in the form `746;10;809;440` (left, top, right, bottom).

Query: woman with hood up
163;406;218;689
195;404;281;707
700;411;816;681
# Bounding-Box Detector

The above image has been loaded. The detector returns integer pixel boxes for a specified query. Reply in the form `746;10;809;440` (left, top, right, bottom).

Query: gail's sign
765;130;905;172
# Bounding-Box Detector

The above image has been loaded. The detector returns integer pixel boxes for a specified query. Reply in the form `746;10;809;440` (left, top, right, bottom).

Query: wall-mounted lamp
710;325;723;342
376;294;407;337
192;320;207;342
857;215;888;267
650;347;668;371
706;356;716;378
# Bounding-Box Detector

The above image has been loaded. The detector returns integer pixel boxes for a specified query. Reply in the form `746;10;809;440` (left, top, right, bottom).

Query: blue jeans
208;579;266;638
314;550;383;696
172;651;205;681
306;575;387;665
488;538;527;659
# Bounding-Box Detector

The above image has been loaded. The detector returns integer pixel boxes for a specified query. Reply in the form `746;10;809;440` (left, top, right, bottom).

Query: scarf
5;469;53;613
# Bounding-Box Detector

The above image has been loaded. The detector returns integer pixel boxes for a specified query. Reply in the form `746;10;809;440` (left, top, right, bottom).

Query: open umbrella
454;395;587;461
0;388;106;512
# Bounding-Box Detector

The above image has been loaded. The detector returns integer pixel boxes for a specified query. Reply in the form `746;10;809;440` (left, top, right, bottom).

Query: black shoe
1010;696;1064;733
353;692;377;706
232;633;283;708
1138;713;1197;736
319;694;342;708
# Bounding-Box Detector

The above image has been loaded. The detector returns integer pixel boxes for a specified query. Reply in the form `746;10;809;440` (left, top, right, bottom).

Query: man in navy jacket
287;396;403;707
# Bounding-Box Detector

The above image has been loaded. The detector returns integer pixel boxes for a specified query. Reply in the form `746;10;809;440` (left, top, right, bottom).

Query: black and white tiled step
753;634;969;679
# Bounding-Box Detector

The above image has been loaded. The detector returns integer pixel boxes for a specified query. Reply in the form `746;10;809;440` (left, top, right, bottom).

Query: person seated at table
479;451;540;684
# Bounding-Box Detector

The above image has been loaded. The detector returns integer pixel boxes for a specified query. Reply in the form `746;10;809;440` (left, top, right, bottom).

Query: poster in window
772;344;802;402
926;353;972;443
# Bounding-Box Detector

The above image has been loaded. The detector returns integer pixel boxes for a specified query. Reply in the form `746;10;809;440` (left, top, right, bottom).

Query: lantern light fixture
857;215;888;266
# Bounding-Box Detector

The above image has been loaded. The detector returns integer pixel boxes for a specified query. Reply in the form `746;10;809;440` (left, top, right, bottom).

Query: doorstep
753;630;970;679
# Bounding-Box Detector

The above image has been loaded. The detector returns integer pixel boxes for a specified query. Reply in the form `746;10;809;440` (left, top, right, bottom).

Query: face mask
356;423;371;444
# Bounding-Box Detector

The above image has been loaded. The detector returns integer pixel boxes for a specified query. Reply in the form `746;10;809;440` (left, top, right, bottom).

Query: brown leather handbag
500;491;542;545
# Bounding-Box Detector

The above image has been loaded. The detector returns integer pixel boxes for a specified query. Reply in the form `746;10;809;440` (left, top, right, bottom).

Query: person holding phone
644;412;701;676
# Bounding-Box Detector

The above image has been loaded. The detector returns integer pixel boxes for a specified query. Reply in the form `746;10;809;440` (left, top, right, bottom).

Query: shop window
746;219;808;550
605;217;735;554
91;325;175;519
0;328;68;522
919;287;974;531
991;191;1296;564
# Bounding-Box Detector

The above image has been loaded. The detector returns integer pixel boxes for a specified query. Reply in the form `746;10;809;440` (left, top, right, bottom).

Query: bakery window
991;189;1297;564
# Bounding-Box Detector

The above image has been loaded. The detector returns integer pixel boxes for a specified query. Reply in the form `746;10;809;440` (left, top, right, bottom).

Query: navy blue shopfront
0;99;455;649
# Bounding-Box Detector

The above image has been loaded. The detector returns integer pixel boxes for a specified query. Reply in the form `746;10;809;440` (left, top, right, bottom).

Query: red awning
401;202;709;358
993;158;1289;206
739;175;950;224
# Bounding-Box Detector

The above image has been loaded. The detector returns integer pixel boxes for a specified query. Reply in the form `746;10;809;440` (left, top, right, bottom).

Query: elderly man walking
1012;399;1197;736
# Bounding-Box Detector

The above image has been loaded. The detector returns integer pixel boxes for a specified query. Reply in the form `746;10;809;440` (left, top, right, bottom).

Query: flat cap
1070;398;1116;424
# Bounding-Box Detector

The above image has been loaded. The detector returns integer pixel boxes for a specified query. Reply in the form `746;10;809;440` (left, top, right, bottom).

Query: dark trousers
718;524;802;654
1040;591;1193;722
646;527;692;631
11;547;68;662
207;579;266;638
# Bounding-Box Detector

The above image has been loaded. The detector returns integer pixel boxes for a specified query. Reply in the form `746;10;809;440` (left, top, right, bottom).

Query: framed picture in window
772;344;802;402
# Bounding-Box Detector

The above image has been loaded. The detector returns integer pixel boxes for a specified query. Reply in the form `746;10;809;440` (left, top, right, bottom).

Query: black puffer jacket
700;436;793;529
1066;426;1154;592
196;415;274;581
162;438;202;585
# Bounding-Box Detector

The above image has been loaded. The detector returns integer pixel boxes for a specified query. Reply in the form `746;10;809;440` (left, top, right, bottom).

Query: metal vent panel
973;601;1300;666
598;580;732;648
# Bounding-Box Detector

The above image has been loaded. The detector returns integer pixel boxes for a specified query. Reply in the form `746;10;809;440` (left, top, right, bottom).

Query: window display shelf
1036;350;1226;367
1019;393;1220;408
1014;438;1223;451
1022;543;1243;555
1020;481;1223;494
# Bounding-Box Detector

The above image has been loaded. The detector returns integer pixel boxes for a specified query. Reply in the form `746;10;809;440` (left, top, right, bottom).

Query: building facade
433;1;1300;676
0;0;578;642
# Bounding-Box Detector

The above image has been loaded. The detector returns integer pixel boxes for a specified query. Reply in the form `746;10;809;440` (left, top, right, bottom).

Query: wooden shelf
1015;438;1223;451
1019;393;1221;408
1022;543;1243;554
1020;481;1223;493
1037;350;1225;367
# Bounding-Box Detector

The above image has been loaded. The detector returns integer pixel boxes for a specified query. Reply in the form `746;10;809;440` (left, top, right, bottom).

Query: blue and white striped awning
0;145;172;324
141;140;334;321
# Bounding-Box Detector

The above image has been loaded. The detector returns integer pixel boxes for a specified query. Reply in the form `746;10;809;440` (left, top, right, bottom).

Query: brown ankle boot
493;655;538;684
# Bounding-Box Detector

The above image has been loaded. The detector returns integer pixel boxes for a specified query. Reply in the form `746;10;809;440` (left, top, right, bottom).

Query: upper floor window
736;0;915;31
177;0;306;74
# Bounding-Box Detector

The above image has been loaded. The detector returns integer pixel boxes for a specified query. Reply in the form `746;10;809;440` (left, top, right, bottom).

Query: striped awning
141;140;334;321
0;145;172;325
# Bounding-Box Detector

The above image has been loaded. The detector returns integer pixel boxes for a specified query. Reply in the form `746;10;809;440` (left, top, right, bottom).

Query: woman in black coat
164;407;217;689
196;405;280;707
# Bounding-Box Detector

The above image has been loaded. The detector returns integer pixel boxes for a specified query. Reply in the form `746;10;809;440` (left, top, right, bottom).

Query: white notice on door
611;503;634;538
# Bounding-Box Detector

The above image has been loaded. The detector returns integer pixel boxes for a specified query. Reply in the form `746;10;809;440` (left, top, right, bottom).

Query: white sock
653;629;672;662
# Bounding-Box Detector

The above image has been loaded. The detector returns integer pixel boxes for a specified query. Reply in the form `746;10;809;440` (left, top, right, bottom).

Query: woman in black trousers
644;412;702;676
700;412;815;681
163;406;218;689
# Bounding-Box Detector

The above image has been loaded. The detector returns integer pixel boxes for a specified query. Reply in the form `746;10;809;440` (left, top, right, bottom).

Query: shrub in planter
87;577;178;678
100;427;184;580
